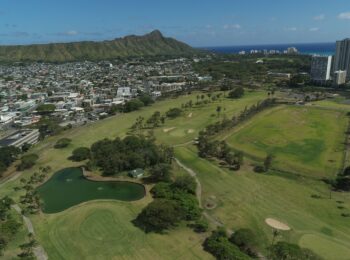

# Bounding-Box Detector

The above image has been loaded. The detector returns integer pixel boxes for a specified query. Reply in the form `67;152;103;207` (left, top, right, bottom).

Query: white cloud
313;14;325;21
285;27;297;31
66;30;78;36
338;12;350;20
309;27;319;32
223;24;241;30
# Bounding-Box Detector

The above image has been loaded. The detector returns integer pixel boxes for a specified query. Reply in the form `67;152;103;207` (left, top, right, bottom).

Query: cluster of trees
200;99;276;138
0;196;22;256
17;233;38;259
130;111;166;132
203;228;251;260
269;241;321;260
36;117;63;139
17;154;39;171
134;175;201;233
0;146;21;177
197;137;243;170
73;135;174;176
228;87;245;99
17;166;51;215
54;138;72;149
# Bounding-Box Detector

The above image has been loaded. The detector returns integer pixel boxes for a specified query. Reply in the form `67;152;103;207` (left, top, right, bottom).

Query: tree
17;154;39;171
264;154;273;171
204;229;251;260
70;147;90;161
216;106;222;117
229;228;258;257
124;99;144;112
228;87;245;99
36;104;56;115
138;94;154;106
54;138;72;149
134;199;182;233
172;175;197;195
269;242;321;260
191;218;209;233
149;163;172;182
21;143;32;153
166;108;183;119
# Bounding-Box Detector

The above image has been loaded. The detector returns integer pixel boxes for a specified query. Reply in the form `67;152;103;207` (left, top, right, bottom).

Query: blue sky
0;0;350;46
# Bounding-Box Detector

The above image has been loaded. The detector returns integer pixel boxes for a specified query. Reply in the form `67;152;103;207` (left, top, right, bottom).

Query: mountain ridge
0;30;198;62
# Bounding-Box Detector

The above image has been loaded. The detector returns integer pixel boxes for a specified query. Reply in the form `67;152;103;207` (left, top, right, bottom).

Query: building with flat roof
0;129;40;148
333;70;347;86
334;38;350;82
310;56;332;83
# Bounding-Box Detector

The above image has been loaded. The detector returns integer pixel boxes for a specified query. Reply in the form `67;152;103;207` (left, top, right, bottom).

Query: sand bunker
163;127;176;133
265;218;291;231
187;129;195;134
188;113;193;118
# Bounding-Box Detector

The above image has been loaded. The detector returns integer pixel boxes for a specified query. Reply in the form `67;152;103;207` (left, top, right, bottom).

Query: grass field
175;146;350;259
223;105;348;178
2;91;350;259
0;90;267;259
31;200;213;260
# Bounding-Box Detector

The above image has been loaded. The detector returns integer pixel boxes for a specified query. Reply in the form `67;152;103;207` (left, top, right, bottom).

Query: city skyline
0;0;350;47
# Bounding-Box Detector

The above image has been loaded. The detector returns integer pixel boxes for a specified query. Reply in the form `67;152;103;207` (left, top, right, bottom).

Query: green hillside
0;30;198;62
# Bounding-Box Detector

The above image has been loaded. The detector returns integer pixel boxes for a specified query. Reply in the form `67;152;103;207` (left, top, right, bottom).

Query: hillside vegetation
0;30;197;62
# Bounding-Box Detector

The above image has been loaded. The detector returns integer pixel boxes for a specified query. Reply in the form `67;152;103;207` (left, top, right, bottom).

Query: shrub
172;175;197;195
70;147;90;161
191;218;209;233
54;138;72;149
254;165;266;173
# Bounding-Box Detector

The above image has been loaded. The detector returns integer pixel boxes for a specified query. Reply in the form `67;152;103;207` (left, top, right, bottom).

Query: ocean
200;42;335;56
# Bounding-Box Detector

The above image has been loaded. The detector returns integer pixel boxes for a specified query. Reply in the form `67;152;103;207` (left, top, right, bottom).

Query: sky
0;0;350;47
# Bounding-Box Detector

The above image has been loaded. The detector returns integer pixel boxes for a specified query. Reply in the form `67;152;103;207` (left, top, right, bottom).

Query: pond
37;168;145;214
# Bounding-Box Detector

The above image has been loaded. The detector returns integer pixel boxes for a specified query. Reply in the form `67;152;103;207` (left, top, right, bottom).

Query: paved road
12;204;48;260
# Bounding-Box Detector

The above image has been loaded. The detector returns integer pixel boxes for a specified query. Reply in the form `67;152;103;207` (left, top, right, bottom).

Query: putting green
299;234;350;260
33;201;213;260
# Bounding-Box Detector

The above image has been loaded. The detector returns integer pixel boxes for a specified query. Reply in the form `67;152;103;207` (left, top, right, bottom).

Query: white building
117;87;132;99
334;70;347;86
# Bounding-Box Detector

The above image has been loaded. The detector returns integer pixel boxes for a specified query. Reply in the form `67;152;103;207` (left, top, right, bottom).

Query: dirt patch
163;127;176;133
265;218;291;231
188;113;193;118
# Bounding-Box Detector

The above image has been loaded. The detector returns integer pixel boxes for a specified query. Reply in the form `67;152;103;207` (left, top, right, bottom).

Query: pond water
37;168;145;213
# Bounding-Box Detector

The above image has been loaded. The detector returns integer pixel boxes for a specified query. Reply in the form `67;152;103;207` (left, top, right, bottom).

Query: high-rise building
334;38;350;81
310;55;332;83
334;70;347;86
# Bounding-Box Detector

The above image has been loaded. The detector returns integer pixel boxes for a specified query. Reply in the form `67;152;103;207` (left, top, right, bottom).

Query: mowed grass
0;90;267;259
175;146;350;259
31;200;213;260
223;106;348;178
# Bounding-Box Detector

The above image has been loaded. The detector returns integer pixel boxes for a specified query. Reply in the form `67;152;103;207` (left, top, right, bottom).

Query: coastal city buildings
310;56;333;84
334;38;350;81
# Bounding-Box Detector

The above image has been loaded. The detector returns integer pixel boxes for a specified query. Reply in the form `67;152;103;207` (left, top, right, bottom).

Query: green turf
223;106;348;178
175;145;350;258
31;200;212;260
